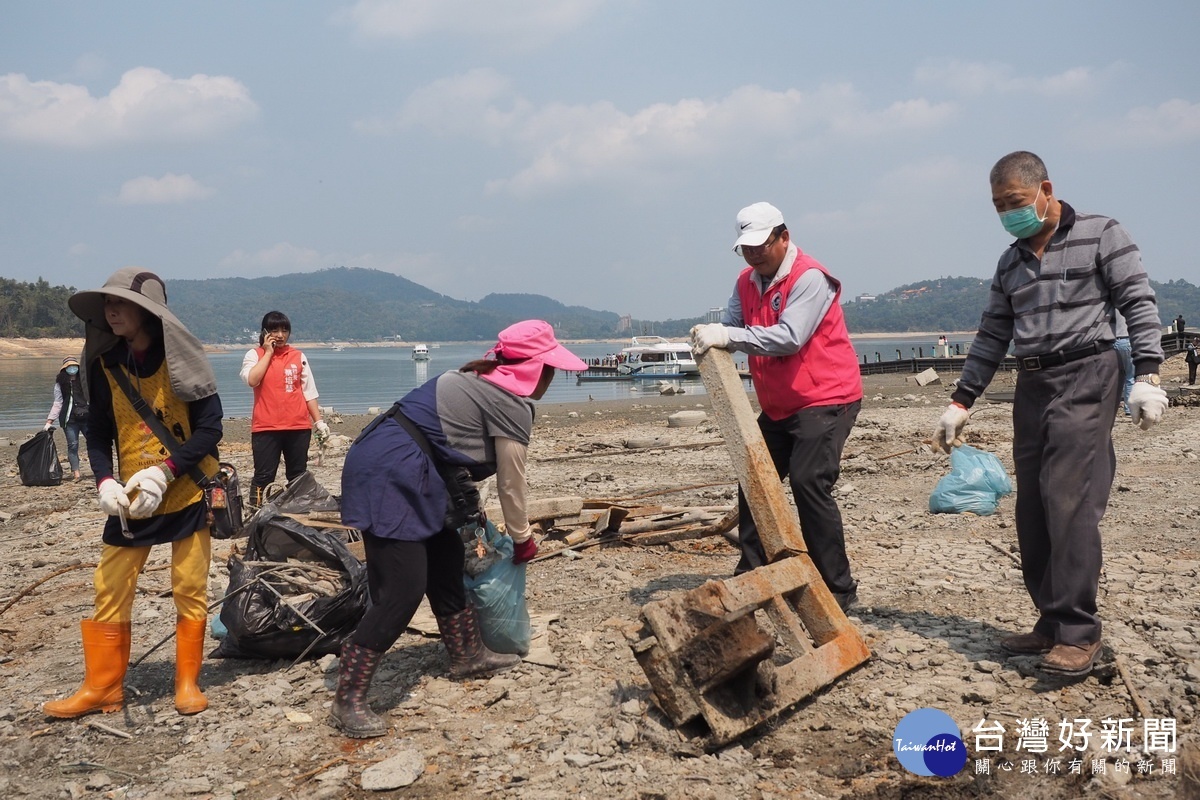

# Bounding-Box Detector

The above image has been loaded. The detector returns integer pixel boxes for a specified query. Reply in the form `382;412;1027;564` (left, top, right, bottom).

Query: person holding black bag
42;267;223;720
44;356;89;481
328;320;588;738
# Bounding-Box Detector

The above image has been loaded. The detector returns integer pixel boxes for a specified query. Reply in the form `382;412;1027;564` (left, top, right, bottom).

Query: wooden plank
696;349;806;562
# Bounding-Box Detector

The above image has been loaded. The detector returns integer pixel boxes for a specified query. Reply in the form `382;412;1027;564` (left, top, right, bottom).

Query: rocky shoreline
1;370;1197;799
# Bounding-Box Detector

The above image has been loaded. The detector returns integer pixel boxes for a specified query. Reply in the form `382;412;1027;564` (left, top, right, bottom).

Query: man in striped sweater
933;151;1169;677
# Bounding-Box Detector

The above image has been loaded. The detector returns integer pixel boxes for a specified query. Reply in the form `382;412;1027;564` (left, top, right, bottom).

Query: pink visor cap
479;320;588;396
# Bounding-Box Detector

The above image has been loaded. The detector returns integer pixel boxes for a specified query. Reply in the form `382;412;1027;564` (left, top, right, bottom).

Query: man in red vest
692;202;863;611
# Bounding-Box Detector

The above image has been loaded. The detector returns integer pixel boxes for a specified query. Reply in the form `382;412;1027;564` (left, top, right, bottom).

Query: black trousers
735;400;860;599
351;527;467;652
1013;349;1119;646
250;429;311;490
1189;362;1197;385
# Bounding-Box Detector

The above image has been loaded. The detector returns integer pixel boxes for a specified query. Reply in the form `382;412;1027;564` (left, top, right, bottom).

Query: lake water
0;335;967;432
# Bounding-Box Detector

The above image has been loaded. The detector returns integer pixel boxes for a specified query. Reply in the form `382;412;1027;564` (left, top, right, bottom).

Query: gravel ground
1;363;1198;799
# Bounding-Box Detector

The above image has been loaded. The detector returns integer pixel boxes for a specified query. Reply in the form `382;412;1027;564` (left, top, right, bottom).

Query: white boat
412;343;430;361
617;336;697;377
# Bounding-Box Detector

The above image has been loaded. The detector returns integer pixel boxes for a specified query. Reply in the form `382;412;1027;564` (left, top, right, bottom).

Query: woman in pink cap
329;320;587;738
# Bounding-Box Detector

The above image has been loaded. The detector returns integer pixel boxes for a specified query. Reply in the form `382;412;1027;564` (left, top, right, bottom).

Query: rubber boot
43;620;131;718
329;642;387;738
174;618;208;715
436;605;521;679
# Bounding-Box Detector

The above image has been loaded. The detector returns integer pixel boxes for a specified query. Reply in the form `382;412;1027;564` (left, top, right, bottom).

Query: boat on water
412;343;431;361
618;336;697;377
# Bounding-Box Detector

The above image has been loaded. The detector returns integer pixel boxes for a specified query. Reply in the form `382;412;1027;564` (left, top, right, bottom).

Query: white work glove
314;419;330;444
1127;381;1168;431
43;420;54;431
98;478;131;517
125;465;171;519
934;403;971;453
690;323;730;355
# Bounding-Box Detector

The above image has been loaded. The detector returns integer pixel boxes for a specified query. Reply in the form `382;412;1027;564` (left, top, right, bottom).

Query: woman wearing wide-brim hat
329;319;588;738
42;267;224;719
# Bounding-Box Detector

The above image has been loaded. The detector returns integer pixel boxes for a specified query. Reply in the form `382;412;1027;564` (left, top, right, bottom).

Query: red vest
737;252;862;420
251;347;312;432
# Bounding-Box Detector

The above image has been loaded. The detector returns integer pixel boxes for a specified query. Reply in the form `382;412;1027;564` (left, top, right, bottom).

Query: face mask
998;187;1047;239
65;366;79;376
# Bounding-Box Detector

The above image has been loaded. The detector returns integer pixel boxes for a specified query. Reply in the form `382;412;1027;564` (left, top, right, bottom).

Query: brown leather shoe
1000;631;1054;655
1040;641;1102;676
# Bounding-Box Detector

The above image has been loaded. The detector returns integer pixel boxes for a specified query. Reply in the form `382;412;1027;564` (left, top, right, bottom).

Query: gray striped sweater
952;202;1163;408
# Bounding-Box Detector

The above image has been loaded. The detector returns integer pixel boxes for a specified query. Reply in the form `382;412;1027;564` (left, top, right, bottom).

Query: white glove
1127;381;1168;431
934;403;971;453
314;419;330;444
125;466;171;519
690;323;730;355
43;421;54;431
98;478;131;517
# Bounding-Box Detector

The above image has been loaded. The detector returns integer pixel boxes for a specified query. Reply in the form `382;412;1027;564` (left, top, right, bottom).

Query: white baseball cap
732;202;785;250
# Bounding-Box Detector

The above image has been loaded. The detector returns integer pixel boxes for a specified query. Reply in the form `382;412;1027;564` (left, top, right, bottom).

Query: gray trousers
1012;349;1120;645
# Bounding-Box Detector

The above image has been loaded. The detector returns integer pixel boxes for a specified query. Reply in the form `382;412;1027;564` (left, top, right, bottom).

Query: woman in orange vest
240;311;329;508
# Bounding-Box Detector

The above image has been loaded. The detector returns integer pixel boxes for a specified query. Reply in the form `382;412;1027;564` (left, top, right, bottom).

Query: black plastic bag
211;513;367;661
18;430;63;486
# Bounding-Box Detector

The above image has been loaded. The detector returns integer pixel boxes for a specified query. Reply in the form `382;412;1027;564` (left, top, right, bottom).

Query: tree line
2;269;1196;341
0;277;85;337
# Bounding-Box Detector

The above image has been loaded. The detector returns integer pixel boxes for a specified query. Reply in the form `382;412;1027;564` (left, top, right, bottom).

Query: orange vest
250;347;312;432
736;252;862;420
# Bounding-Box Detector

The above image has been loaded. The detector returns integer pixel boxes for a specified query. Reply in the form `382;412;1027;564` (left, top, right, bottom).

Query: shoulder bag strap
108;364;210;487
373;403;473;514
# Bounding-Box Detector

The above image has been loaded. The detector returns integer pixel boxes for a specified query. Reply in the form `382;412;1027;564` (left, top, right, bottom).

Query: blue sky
3;1;1198;321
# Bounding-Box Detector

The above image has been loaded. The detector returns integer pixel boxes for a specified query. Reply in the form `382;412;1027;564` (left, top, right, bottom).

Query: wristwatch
1135;374;1161;386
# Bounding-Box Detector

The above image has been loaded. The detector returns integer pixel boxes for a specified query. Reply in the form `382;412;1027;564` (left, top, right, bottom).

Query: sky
3;1;1199;322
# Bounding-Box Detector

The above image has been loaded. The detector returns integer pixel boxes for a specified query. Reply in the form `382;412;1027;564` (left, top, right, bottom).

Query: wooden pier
858;331;1193;377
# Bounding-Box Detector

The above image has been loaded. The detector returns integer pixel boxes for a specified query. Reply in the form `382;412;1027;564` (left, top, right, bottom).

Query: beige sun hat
68;267;217;401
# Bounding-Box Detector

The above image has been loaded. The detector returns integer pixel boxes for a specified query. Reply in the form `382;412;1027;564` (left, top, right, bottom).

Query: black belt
1015;341;1105;372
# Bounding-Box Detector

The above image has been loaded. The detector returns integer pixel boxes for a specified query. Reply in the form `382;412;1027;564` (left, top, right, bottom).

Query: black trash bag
18;430;63;486
268;470;341;515
210;513;367;661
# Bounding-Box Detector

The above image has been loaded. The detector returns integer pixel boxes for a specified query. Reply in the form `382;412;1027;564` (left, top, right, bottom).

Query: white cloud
1098;98;1200;147
0;67;258;148
68;243;90;257
361;74;955;196
797;156;974;233
115;173;215;205
914;59;1098;97
337;0;609;47
219;242;326;273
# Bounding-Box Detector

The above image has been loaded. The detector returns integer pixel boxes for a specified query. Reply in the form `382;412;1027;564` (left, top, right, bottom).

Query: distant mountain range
166;267;634;342
4;268;1197;341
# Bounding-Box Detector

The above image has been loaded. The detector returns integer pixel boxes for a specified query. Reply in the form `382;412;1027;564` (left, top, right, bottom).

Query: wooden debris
629;348;870;749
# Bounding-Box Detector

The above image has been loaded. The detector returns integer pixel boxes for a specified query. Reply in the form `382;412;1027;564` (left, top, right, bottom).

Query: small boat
412;344;431;361
617;336;696;377
330;345;344;352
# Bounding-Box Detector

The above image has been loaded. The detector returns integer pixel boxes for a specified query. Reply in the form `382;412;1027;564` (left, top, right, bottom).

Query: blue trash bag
462;519;531;656
929;445;1013;516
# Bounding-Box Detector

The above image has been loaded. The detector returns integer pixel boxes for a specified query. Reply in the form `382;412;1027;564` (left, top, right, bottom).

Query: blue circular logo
892;708;967;777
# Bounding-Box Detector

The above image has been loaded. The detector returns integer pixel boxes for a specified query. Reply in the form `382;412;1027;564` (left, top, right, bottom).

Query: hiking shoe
834;589;859;613
1039;641;1102;677
1000;631;1054;655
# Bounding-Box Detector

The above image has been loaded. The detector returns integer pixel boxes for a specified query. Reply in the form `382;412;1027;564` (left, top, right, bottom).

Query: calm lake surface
0;335;966;432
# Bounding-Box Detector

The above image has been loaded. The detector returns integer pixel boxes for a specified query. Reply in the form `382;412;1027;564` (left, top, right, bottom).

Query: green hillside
3;268;1197;341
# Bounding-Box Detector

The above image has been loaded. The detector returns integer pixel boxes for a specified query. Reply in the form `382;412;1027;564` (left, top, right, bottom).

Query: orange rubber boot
43;620;131;718
174;618;208;715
